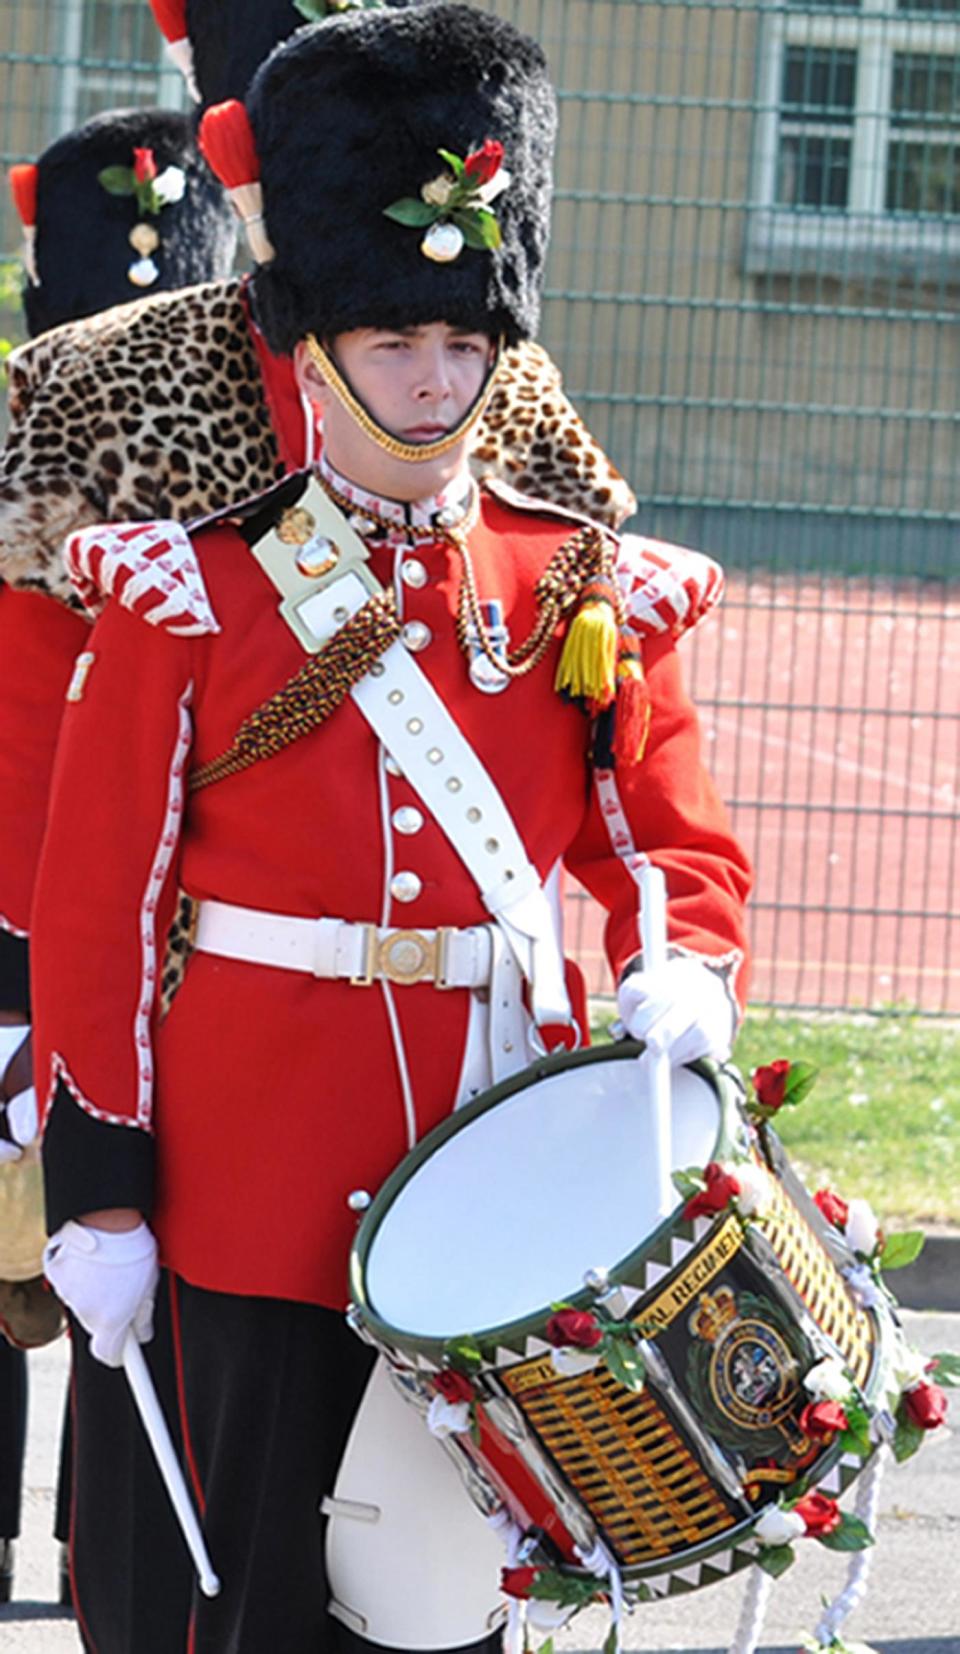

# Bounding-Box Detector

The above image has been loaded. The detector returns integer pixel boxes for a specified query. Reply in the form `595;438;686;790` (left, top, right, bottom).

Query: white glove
618;955;735;1065
43;1220;159;1367
0;1086;39;1164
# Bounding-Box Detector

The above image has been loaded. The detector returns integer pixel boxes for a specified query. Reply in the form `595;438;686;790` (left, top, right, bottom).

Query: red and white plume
199;100;275;265
9;164;39;285
147;0;199;103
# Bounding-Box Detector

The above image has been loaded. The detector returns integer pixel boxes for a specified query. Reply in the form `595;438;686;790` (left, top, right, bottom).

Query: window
746;0;960;281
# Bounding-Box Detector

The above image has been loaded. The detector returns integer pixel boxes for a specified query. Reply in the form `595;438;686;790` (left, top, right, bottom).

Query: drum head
363;1052;720;1339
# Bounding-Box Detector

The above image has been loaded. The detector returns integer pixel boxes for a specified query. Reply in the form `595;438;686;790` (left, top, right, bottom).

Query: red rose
500;1566;539;1599
545;1308;603;1349
792;1491;842;1537
752;1059;791;1110
132;147;158;184
684;1161;740;1220
435;1369;474;1404
798;1400;848;1441
904;1382;948;1431
464;138;504;186
814;1187;850;1230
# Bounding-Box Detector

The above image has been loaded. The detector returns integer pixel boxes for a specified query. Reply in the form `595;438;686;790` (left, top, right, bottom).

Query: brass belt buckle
377;928;438;986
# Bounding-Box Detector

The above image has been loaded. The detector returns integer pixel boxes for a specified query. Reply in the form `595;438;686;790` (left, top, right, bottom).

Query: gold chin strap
304;332;504;464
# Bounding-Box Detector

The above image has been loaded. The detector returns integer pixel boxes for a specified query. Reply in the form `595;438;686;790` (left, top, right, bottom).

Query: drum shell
0;1151;47;1280
351;1047;887;1597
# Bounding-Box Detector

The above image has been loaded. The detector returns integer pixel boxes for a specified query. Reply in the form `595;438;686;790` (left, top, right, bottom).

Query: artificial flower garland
97;145;186;287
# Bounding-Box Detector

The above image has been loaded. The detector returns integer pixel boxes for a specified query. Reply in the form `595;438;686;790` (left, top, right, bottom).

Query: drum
349;1043;894;1604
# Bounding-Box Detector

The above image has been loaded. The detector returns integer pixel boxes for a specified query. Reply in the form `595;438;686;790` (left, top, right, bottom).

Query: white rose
526;1599;577;1631
426;1395;471;1437
844;1197;880;1257
153;165;186;205
754;1504;806;1547
421;173;456;207
550;1346;602;1378
803;1357;851;1403
727;1158;770;1218
892;1343;930;1393
477;167;512;204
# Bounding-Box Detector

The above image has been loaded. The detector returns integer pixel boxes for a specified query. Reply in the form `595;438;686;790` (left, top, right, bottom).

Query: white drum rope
813;1448;886;1646
638;862;673;1218
575;1537;625;1648
487;1505;527;1654
726;1563;774;1654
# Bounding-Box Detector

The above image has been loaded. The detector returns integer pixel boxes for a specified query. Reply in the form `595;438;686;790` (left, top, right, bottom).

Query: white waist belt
193;899;493;990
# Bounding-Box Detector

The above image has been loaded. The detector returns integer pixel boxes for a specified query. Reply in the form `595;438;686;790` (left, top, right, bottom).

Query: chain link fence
1;0;957;1012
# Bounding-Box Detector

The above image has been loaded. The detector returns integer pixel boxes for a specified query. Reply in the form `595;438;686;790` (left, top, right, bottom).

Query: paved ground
2;1313;958;1653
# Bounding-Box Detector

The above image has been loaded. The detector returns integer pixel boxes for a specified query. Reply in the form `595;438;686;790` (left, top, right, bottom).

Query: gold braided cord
304;334;504;463
190;589;401;792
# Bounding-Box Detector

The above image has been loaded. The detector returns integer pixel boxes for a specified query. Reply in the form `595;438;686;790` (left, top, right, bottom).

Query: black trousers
0;1338;26;1538
0;1337;70;1543
69;1273;502;1654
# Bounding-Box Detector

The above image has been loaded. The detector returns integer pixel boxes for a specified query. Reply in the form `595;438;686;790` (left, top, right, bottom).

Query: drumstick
638;862;673;1217
123;1333;222;1597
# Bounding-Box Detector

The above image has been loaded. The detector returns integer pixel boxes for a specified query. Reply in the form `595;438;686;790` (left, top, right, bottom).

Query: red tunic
32;486;751;1308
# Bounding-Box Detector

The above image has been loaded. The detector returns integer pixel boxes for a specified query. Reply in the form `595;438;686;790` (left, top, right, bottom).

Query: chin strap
304;332;504;464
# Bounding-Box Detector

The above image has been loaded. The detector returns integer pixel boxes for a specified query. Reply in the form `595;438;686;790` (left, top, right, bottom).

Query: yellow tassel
555;601;619;707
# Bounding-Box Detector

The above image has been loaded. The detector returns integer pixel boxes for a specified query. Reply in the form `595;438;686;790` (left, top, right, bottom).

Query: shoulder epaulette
65;519;220;637
616;532;724;642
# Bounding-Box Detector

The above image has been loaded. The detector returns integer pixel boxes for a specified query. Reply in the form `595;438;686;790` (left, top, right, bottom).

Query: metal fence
1;0;957;1013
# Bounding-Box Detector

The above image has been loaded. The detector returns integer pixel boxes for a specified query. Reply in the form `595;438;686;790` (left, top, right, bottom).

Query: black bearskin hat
154;0;417;110
20;108;236;339
247;3;556;352
185;0;305;107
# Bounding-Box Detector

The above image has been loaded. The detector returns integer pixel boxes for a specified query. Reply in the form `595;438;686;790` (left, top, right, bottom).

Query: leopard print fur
0;278;635;603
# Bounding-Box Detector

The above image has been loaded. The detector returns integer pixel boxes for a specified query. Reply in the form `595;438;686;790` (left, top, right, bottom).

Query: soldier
34;6;751;1653
0;106;235;1608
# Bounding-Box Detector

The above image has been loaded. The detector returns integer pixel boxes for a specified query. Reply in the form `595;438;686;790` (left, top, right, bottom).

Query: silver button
406;717;424;735
347;1189;372;1212
402;620;432;653
392;805;424;836
400;558;428;590
348;512;378;537
384;754;403;778
391;870;423;904
466;806;482;822
437;501;466;529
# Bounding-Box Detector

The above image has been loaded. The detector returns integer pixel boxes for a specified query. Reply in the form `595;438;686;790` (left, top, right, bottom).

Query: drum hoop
349;1045;744;1364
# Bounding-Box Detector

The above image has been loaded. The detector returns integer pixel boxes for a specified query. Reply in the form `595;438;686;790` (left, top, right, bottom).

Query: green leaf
929;1351;960;1387
818;1513;874;1552
383;198;440;228
443;1334;484;1373
472;206;502;249
601;1332;646;1392
839;1401;873;1458
892;1412;926;1464
880;1230;925;1271
783;1061;819;1104
601;1623;619;1654
453;214;491;252
437;148;466;180
757;1543;795;1579
672;1166;705;1199
97;166;135;196
535;1639;555;1654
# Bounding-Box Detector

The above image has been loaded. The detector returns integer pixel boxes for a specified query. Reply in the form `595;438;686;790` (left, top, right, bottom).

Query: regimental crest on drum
686;1286;810;1459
